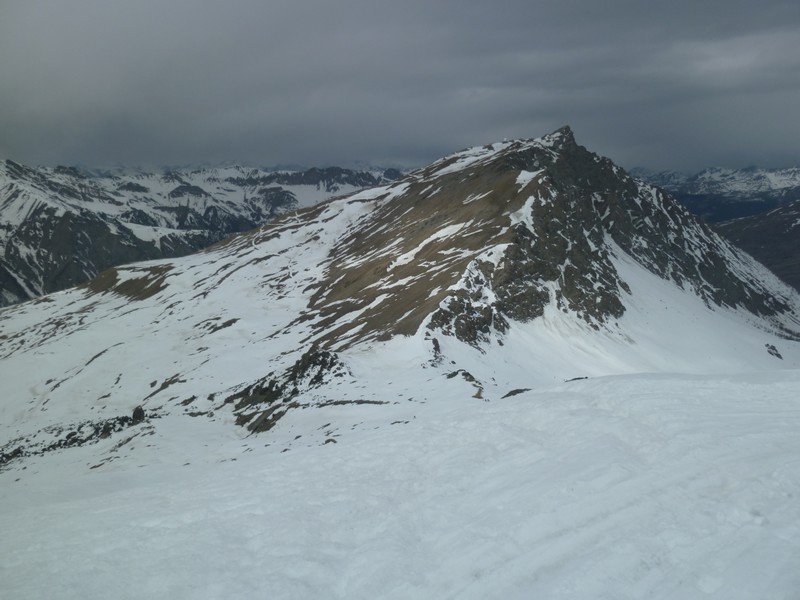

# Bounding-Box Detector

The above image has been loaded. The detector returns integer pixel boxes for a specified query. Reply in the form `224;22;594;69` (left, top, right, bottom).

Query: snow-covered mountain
0;159;398;306
716;198;800;292
632;165;800;222
635;166;800;198
3;128;800;598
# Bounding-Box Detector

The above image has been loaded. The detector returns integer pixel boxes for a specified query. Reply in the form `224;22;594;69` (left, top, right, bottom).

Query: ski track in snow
1;373;799;599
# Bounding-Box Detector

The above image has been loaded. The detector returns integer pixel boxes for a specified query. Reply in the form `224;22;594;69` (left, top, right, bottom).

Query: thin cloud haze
2;0;799;171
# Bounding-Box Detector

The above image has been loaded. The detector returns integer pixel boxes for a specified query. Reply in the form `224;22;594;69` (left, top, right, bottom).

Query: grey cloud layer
2;0;799;170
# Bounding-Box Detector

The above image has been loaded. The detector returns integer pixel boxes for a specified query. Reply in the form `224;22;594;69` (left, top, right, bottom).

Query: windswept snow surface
2;371;800;599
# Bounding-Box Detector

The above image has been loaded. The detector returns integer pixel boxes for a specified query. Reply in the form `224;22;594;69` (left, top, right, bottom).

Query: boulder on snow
132;406;145;424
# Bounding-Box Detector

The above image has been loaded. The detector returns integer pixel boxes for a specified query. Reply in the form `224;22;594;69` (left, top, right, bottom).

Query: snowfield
2;371;800;599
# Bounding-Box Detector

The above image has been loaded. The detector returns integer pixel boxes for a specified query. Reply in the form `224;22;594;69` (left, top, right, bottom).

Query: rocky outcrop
226;347;350;433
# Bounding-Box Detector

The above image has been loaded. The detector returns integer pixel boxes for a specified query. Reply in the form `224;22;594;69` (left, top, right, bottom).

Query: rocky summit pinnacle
549;124;575;142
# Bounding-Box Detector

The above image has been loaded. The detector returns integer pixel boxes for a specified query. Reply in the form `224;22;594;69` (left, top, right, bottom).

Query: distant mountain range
632;166;800;222
0;160;400;306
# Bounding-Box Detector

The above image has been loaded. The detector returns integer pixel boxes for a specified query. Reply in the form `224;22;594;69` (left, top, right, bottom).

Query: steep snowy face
0;160;396;306
716;199;800;292
2;127;800;465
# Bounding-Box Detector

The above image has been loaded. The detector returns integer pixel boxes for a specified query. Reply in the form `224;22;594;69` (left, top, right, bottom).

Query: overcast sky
2;0;800;172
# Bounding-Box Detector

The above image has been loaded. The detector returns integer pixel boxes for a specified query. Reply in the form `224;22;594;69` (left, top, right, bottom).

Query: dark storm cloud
2;0;800;171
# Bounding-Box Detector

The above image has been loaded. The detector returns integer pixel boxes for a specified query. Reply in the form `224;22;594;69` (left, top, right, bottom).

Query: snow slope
0;160;395;305
2;371;799;600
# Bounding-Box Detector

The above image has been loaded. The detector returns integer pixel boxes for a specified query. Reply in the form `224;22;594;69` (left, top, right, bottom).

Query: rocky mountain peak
543;124;575;146
202;127;796;358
